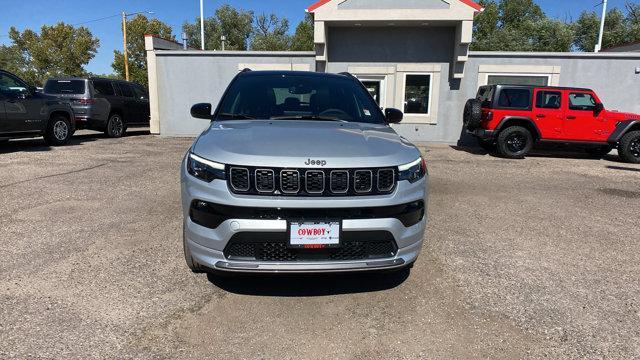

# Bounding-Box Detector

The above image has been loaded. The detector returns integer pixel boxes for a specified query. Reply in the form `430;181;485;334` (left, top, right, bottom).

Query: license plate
289;221;340;248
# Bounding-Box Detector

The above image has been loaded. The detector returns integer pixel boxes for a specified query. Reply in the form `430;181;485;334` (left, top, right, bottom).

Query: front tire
105;113;126;138
44;115;72;146
497;126;533;159
618;130;640;164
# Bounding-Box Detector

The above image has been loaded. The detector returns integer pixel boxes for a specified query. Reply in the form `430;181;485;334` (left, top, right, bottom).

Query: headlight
398;157;427;183
186;152;225;182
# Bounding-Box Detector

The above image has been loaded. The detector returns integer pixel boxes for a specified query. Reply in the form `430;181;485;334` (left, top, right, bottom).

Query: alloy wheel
110;116;124;137
505;132;527;153
630;138;640;158
53;120;69;141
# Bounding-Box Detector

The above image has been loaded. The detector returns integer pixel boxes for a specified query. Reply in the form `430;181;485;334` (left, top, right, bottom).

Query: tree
573;5;640;52
182;5;254;50
112;15;173;86
250;14;291;51
472;0;573;52
6;23;99;85
291;13;314;51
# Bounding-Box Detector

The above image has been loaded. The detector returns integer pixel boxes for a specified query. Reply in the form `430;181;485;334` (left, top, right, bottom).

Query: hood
192;120;421;168
606;110;640;121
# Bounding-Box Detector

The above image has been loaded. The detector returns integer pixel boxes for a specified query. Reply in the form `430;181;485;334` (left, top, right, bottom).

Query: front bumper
181;163;428;273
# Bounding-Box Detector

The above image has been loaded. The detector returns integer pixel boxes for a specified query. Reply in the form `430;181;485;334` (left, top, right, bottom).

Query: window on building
361;81;381;105
535;91;561;109
403;74;431;114
497;88;532;109
488;75;549;86
569;93;596;111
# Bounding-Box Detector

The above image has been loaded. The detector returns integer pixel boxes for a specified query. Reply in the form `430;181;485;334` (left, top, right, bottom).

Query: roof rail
240;68;252;73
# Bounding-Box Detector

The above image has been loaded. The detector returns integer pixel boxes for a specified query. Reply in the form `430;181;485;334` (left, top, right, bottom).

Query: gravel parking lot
1;131;639;359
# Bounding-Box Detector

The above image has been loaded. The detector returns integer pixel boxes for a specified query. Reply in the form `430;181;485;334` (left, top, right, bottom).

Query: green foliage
291;13;314;51
250;14;291;51
182;4;254;50
3;22;99;86
112;14;174;86
573;4;640;51
472;0;573;52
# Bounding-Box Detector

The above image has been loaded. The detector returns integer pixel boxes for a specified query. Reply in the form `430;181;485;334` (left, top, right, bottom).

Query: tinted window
118;83;134;98
404;74;431;114
536;91;561;109
44;80;85;94
216;74;385;124
476;86;494;107
0;73;28;97
569;93;596;111
92;80;115;96
133;84;148;100
497;88;531;109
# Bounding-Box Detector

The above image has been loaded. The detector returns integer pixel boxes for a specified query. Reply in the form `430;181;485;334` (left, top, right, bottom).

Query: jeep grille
226;166;397;196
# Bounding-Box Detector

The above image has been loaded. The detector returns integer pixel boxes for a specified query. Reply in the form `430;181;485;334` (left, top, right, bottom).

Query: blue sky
0;0;631;74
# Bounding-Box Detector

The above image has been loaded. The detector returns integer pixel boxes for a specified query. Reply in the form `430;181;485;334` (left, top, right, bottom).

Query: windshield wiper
270;115;347;122
217;112;256;120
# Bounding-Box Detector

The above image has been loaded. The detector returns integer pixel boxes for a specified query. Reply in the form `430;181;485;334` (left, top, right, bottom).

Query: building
145;0;640;143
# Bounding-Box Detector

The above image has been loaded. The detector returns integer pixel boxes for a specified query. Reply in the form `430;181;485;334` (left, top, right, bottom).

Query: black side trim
189;200;425;230
608;120;640;144
495;116;542;139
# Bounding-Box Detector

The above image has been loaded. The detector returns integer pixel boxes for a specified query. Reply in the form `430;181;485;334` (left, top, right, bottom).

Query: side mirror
594;103;604;113
191;103;212;119
385;108;403;124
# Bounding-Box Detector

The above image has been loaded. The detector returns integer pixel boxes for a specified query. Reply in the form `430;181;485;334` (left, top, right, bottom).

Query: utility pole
122;11;130;81
595;0;608;52
200;0;205;50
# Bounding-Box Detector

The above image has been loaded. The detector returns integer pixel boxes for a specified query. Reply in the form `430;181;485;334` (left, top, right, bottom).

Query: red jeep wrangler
464;85;640;163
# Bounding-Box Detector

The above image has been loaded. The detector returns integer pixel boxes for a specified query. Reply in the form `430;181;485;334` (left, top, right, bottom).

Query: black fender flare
495;116;542;140
46;106;75;132
607;120;640;144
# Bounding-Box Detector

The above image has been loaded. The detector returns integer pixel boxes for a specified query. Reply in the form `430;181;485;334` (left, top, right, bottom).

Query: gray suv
181;71;428;275
44;77;150;138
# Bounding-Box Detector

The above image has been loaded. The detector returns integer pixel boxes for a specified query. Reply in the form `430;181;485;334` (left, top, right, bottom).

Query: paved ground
1;131;639;359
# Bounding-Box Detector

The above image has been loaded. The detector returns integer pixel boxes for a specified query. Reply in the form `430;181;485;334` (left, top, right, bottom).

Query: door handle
566;116;576;120
536;114;546;118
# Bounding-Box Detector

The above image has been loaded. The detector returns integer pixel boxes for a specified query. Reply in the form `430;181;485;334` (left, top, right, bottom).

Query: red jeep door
533;89;564;139
563;91;608;142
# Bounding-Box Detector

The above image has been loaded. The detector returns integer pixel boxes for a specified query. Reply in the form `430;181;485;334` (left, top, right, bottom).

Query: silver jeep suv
181;71;428;274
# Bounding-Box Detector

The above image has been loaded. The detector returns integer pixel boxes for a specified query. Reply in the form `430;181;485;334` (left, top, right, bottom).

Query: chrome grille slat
255;169;275;192
280;170;300;194
229;167;250;191
305;170;325;194
354;170;373;193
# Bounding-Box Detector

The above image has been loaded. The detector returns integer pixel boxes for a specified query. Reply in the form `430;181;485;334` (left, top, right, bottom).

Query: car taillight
73;98;95;105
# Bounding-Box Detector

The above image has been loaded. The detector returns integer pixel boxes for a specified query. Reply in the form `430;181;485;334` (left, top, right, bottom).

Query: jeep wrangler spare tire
463;99;482;130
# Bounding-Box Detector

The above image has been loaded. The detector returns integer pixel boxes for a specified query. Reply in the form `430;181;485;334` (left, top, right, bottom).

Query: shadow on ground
0;129;151;154
207;269;411;297
450;143;625;163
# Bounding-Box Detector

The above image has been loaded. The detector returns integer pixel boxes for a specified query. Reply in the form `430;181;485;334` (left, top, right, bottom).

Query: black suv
44;77;150;138
0;70;75;145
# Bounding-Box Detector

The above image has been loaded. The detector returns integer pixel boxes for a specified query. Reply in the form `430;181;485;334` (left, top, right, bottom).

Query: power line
71;13;121;26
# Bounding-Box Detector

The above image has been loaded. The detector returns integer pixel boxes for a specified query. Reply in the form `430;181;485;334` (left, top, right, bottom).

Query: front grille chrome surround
255;169;275;193
354;170;373;193
305;170;325;194
226;165;396;196
229;167;250;191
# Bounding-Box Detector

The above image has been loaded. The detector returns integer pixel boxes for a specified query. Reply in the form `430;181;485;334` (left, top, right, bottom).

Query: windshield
44;80;86;94
215;74;385;124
